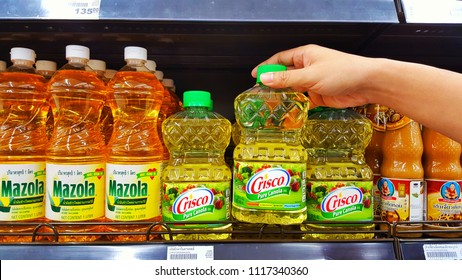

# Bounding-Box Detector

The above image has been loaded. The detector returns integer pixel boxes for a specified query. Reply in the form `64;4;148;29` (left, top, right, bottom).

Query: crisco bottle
36;60;57;141
233;64;309;225
46;45;107;242
162;90;232;240
423;127;462;236
302;107;374;239
105;46;164;241
379;113;424;237
0;47;48;242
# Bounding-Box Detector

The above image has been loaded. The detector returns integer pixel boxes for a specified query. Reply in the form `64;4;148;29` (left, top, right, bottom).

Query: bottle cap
208;99;214;111
162;78;174;87
0;60;6;71
256;64;286;83
183;90;211;108
124;46;147;61
10;47;36;62
145;60;156;72
105;69;117;79
155;70;164;81
88;59;106;71
66;45;90;60
36;60;57;71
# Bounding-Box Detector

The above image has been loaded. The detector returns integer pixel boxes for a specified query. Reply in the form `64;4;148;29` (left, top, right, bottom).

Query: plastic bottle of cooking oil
301;107;374;239
88;59;113;145
45;45;107;242
233;64;309;225
36;60;57;141
105;46;164;242
162;90;232;240
0;47;48;242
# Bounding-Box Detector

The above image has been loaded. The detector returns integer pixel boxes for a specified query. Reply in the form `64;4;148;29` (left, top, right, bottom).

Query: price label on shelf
40;0;101;19
167;246;214;261
423;244;462;260
402;0;462;23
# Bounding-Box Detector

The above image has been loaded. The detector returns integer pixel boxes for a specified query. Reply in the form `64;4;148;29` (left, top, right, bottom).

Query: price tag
423;244;462;260
167;246;214;261
40;0;101;19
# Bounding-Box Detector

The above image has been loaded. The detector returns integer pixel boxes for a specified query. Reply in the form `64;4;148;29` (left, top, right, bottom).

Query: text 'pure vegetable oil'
162;90;232;240
232;64;309;225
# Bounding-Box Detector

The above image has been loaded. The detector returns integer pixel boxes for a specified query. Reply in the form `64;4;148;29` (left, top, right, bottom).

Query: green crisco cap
256;64;287;83
183;90;212;107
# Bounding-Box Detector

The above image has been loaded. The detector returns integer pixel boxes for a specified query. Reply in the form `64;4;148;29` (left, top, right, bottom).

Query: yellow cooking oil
232;64;309;225
301;107;375;239
162;90;232;240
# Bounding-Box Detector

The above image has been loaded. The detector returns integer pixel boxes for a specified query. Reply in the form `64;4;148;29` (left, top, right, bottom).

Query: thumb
259;68;311;89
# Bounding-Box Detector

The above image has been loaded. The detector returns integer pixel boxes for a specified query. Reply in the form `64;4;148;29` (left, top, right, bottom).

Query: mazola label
172;188;215;220
246;168;290;200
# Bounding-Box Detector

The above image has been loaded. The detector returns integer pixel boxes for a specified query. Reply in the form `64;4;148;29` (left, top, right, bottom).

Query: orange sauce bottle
422;127;462;235
379;112;424;237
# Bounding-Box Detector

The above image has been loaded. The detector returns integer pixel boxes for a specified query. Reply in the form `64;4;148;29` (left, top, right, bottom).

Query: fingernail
259;72;274;84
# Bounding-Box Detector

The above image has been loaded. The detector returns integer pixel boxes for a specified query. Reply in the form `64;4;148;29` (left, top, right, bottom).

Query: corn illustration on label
233;162;306;211
0;163;45;221
106;163;161;221
426;179;462;221
307;181;373;221
378;177;424;223
162;182;231;228
45;163;105;221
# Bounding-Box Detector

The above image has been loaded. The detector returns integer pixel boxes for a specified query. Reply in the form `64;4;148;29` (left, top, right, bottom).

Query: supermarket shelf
0;0;398;22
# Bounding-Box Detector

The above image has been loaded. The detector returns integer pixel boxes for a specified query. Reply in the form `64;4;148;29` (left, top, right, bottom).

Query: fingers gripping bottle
422;127;462;237
105;47;164;241
379;115;424;237
162;90;232;240
302;107;374;239
233;64;309;225
46;45;107;242
0;48;48;242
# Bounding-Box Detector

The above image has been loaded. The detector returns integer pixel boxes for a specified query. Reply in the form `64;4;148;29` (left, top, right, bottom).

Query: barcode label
40;0;101;19
423;244;462;260
167;246;214;261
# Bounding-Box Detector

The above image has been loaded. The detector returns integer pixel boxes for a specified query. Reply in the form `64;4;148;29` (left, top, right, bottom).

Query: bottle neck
7;59;36;73
67;57;88;67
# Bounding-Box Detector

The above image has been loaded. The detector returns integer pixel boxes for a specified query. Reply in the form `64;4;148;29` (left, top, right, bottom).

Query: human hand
251;44;378;108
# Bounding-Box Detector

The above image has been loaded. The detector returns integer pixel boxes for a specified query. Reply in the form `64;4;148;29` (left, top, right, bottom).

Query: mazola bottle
162;90;232;240
88;59;113;146
379;111;424;237
45;45;107;242
0;47;48;242
301;107;374;239
233;64;309;225
105;47;164;241
422;127;462;237
35;60;57;141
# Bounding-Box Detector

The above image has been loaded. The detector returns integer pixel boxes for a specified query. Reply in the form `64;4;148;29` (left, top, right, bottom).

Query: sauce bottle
379;111;424;237
422;127;462;237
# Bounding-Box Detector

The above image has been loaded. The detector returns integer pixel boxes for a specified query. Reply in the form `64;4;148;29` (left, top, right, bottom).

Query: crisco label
378;177;424;223
105;163;161;221
0;163;45;221
162;181;230;229
426;179;462;221
46;163;105;221
233;161;306;211
307;181;373;221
